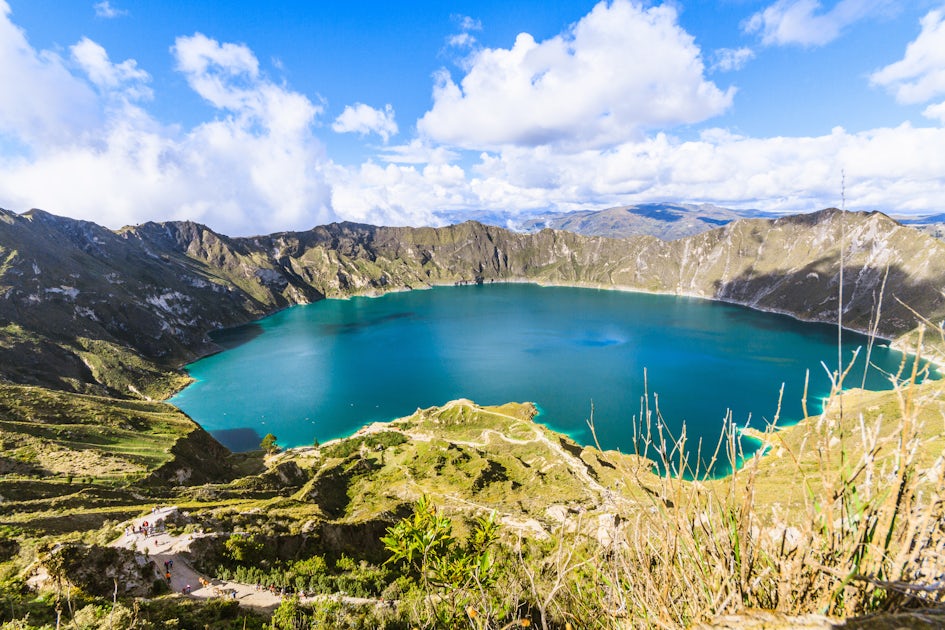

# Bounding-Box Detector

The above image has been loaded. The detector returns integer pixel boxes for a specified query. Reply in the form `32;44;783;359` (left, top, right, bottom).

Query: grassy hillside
0;384;240;536
1;207;944;627
0;380;941;627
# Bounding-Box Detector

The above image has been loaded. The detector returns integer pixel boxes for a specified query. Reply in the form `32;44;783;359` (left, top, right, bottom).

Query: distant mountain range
434;203;777;240
2;206;943;399
898;213;945;225
436;203;945;241
515;203;777;240
896;213;945;241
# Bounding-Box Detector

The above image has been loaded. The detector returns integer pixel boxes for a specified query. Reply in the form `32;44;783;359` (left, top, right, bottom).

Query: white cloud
172;33;324;140
328;161;470;226
870;8;945;113
71;37;152;101
377;139;460;165
447;14;482;50
0;102;335;236
711;47;755;72
454;15;482;32
328;124;945;221
0;10;336;236
172;33;261;111
418;0;734;151
745;0;896;47
923;100;945;124
0;1;101;146
93;1;127;19
331;103;398;143
447;32;477;49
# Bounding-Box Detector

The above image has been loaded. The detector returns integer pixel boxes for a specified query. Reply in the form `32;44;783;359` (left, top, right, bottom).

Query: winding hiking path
110;507;389;612
106;402;632;611
435;401;628;508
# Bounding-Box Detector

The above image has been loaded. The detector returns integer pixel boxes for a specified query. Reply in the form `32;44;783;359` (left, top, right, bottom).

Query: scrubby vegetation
1;208;944;626
0;342;942;628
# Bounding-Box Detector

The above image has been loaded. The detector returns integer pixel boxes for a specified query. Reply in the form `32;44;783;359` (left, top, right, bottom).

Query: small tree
260;433;279;455
225;534;263;564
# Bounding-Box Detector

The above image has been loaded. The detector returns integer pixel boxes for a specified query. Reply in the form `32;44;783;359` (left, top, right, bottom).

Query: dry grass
520;329;945;629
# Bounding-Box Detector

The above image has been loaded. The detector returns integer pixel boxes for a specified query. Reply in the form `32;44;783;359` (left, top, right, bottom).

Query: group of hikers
162;559;175;581
125;518;163;538
159;557;193;594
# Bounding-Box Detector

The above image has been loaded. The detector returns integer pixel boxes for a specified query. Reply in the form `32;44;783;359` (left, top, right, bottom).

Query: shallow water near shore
171;284;936;468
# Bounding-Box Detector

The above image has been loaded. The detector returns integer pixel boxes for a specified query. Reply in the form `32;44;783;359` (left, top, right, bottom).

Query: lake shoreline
170;283;934;471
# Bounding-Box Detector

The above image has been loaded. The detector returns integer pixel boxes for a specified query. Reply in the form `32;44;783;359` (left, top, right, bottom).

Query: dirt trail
442;401;625;507
111;507;388;612
112;401;627;612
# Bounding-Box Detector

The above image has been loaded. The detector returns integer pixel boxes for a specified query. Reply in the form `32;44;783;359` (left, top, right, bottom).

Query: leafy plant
382;496;502;627
224;534;264;564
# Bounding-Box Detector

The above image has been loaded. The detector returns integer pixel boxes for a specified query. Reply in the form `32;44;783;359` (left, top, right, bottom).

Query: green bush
322;432;408;460
215;553;395;598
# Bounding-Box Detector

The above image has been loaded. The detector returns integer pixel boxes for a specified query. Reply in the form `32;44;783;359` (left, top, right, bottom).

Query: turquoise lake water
170;284;934;469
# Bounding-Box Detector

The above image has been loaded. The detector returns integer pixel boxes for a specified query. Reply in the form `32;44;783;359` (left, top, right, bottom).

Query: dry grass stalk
527;326;944;628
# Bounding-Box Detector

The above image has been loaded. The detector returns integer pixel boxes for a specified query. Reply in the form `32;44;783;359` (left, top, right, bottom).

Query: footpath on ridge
109;506;389;612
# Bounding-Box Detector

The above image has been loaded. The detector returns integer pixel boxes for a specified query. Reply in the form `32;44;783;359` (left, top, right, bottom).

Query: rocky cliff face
2;207;943;397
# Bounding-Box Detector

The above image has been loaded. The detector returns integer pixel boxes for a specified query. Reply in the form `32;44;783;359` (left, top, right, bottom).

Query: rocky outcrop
39;543;154;597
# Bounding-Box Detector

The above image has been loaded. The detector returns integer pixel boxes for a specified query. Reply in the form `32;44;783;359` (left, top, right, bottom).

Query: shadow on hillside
712;257;945;339
0;455;50;478
208;322;264;351
211;427;265;452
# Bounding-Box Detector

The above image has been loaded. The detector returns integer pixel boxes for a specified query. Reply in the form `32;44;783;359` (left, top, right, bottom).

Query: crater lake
170;283;935;469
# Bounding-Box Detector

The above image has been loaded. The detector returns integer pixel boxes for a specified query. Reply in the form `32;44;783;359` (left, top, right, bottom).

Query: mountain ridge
513;202;777;240
2;206;944;398
2;206;945;628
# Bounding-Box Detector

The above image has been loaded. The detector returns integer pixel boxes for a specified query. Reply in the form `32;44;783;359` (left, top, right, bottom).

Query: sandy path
111;507;389;612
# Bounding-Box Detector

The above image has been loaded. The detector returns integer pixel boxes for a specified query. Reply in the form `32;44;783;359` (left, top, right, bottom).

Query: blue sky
1;0;944;235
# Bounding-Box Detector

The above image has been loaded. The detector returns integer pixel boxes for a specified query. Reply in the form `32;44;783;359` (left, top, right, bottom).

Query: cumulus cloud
924;101;945;124
93;1;127;19
332;103;398;142
0;1;101;146
326;123;945;223
328;160;470;226
418;0;734;151
465;124;945;214
173;33;261;109
745;0;896;47
0;8;335;236
711;47;755;72
870;8;945;119
71;37;152;101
